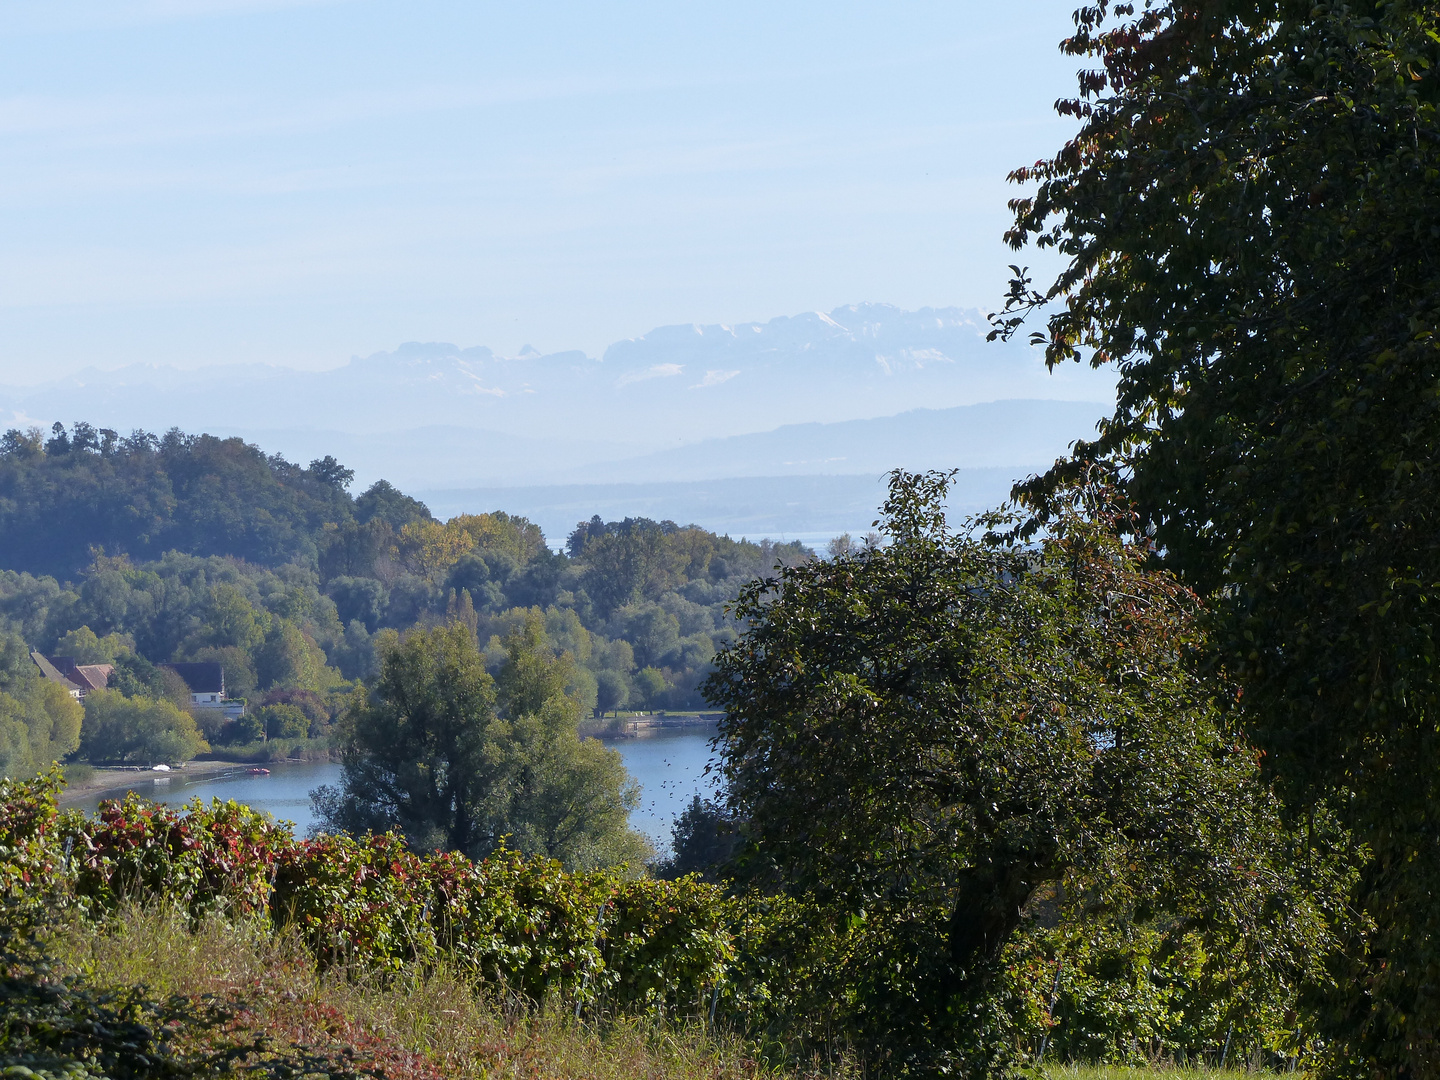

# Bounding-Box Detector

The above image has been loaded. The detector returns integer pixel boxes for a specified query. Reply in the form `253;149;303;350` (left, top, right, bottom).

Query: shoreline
582;713;721;740
58;759;257;808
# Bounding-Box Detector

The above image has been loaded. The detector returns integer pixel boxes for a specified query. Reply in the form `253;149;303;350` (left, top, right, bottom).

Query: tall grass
1044;1066;1291;1079
40;908;1289;1079
48;904;847;1080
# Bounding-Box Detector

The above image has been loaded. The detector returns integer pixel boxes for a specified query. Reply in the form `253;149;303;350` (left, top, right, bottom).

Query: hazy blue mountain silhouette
0;304;1110;456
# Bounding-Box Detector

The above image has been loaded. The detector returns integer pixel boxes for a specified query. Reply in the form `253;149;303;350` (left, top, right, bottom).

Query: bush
0;770;732;1018
0;769;1313;1071
222;712;265;745
258;703;309;740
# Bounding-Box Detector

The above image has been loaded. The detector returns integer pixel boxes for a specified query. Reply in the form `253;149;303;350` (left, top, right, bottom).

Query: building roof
31;650;79;690
160;662;224;695
47;656;114;693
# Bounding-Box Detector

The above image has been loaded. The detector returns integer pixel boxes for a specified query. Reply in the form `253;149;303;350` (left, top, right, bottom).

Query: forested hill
0;422;393;579
0;422;813;752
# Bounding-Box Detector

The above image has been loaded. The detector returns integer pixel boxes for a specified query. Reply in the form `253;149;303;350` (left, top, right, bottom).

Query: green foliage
0;680;84;781
258;688;330;734
189;584;268;652
78;690;207;765
594;668;630;714
0;425;357;579
0;844;377;1080
996;3;1440;1072
318;620;651;870
0;421;813;718
0;638;83;780
0;944;288;1080
354;478;431;530
316;623;501;852
632;666;669;708
1002;914;1294;1069
225;712;265;745
255;619;334;693
0;772;731;1023
655;797;740;884
495;610;575;719
52;626;132;665
0;769;67;914
704;471;1342;1074
258;703;308;740
106;651;171;701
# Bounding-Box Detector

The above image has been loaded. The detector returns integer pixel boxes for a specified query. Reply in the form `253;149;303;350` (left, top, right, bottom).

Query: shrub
0;772;732;1020
258;703;308;740
64;793;291;919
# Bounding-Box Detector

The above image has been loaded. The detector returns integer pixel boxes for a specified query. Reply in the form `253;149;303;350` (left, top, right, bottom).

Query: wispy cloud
690;369;739;389
618;363;683;387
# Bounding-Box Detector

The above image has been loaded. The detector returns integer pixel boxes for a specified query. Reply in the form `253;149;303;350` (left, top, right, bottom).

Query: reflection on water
65;725;721;855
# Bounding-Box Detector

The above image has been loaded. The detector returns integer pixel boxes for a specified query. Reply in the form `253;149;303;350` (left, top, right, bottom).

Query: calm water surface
70;762;342;835
69;725;720;854
607;724;722;853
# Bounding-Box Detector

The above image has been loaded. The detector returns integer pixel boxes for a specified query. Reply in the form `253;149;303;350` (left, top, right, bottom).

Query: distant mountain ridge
1;304;1113;458
414;471;1025;545
546;399;1104;485
98;398;1101;492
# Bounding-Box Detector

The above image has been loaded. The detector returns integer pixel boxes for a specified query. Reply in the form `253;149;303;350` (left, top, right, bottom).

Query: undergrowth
46;903;846;1080
1043;1068;1288;1079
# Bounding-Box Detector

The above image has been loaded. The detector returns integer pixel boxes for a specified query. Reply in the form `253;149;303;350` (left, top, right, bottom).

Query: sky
0;1;1084;383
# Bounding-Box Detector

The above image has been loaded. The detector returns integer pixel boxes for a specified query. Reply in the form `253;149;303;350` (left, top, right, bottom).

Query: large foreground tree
705;472;1336;1074
997;2;1440;1072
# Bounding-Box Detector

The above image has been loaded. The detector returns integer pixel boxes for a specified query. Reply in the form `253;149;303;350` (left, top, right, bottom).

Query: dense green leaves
705;472;1341;1074
0;771;732;1022
998;3;1440;1072
0;424;815;725
0;653;82;780
78;690;208;766
315;620;652;870
0;426;357;579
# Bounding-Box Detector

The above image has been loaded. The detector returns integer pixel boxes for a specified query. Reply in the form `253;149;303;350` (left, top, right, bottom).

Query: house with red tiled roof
31;651;113;699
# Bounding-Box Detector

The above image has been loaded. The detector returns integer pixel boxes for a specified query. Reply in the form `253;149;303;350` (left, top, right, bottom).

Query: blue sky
0;1;1083;381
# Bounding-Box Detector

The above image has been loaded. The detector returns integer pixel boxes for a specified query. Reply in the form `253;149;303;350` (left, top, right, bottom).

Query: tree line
0;421;809;714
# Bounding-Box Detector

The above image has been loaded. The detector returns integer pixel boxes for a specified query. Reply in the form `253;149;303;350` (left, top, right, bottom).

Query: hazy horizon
0;2;1083;382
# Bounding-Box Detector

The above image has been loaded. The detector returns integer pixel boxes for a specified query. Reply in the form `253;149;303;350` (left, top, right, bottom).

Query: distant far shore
581;711;722;740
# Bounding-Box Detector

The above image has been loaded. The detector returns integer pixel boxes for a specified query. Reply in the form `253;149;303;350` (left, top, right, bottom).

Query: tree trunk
946;852;1057;993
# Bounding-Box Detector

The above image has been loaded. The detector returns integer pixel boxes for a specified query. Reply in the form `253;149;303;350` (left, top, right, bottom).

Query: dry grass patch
49;904;848;1080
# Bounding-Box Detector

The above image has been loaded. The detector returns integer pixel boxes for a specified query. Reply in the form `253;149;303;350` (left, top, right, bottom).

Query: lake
67;723;722;855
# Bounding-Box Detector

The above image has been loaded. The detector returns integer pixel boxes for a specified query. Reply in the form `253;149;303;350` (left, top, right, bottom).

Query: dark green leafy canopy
318;623;500;854
998;2;1440;1072
705;471;1332;1073
0;425;358;577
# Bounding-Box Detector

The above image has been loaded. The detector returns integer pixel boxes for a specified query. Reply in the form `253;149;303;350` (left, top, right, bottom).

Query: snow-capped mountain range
1;304;1114;495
